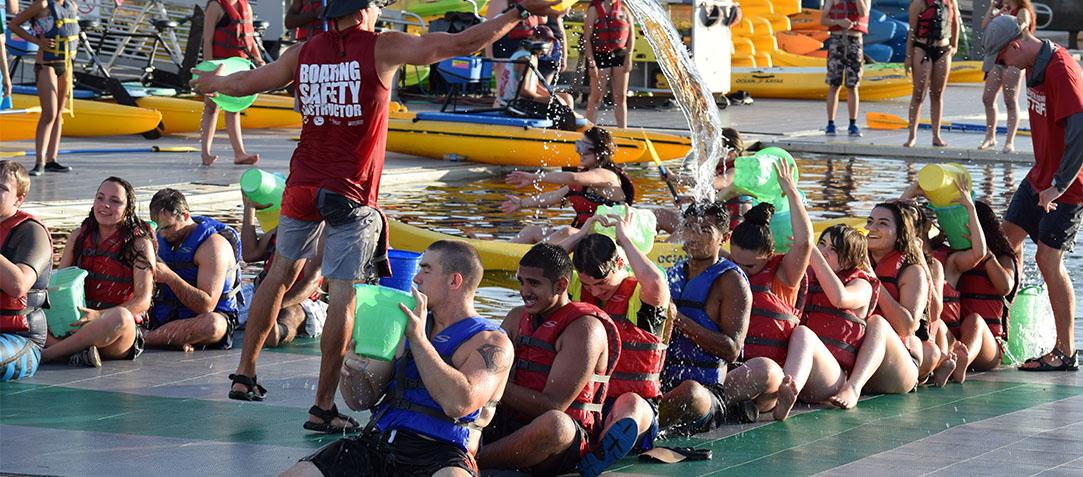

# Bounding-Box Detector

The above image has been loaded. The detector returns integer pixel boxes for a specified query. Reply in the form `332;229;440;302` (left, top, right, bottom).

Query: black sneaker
29;164;45;176
44;161;72;172
69;346;102;368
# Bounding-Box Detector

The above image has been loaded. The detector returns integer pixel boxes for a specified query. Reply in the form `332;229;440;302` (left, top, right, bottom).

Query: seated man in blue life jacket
145;188;243;351
284;240;513;477
477;243;621;476
656;201;757;434
555;211;670;477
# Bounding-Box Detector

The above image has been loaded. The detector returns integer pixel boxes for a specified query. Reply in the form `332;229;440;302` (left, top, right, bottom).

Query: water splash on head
621;0;729;201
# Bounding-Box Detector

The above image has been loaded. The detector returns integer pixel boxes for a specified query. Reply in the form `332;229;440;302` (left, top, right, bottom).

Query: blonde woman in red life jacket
828;201;923;408
773;224;879;421
583;0;634;128
199;0;264;167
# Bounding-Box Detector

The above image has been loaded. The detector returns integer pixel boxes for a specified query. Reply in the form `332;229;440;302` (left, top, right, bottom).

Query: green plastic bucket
194;57;257;112
240;168;285;232
1002;285;1054;365
44;267;88;337
733;147;798;205
931;204;972;250
353;284;417;361
591;204;657;254
769;209;793;253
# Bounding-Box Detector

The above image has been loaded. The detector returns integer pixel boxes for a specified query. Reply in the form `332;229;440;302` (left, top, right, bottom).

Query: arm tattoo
476;344;508;373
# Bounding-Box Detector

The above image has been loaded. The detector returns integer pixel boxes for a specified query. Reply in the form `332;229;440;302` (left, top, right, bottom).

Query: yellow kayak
731;66;912;100
136;94;302;135
386;111;691;167
0;107;40;141
769;52;985;85
947;61;985;84
389;217;866;271
11;94;162;137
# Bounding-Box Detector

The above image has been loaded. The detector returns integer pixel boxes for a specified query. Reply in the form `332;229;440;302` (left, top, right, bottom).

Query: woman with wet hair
712;160;813;418
502;126;635;244
43;177;156;367
827;201;924;408
903;198;960;386
941;200;1019;382
772;224;880;421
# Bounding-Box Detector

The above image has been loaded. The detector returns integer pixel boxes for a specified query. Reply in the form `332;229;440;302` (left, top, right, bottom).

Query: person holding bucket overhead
190;0;564;433
199;0;263;167
7;0;79;175
982;14;1083;371
0;161;51;381
288;241;513;476
42;177;156;367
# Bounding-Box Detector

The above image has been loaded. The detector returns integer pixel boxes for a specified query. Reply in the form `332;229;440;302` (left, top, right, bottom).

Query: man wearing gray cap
984;14;1083;372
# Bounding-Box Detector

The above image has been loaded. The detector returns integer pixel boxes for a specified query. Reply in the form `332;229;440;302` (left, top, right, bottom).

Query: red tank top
290;26;389;206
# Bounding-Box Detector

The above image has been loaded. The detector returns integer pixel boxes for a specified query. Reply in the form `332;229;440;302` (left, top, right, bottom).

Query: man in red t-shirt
984;15;1083;372
192;0;563;433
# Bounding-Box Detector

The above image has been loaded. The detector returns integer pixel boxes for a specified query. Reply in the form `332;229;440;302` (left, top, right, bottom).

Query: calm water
47;154;1083;348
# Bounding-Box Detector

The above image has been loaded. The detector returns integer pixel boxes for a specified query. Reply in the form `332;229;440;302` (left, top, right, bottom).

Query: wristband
504;2;531;19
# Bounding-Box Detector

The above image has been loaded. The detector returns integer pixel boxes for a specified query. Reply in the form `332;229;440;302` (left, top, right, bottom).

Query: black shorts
1005;179;1083;252
35;62;67;78
593;50;627;69
507;98;577;131
482;410;588;475
303;429;478;477
126;326;145;360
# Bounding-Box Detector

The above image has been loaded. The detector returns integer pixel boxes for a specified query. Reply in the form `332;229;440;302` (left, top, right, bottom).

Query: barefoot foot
828;383;860;410
932;137;948;147
903;137;916;148
202;153;219;166
977;137;996;150
931;351;957;387
773;375;798;421
234;153;260;165
1002;143;1015;154
950;341;970;383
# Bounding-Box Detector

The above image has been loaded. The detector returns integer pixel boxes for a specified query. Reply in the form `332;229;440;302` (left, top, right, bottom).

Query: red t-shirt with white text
1026;46;1083;204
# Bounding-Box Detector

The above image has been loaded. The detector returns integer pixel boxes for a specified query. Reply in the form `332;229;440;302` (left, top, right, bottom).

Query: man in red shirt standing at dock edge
983;14;1083;372
191;0;563;432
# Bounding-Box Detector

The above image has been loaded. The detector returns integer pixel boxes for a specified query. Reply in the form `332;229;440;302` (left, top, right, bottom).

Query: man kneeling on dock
284;241;513;476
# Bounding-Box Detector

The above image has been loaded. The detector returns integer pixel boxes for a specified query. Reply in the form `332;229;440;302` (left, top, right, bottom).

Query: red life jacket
590;0;631;55
873;249;914;315
513;301;621;438
211;0;254;60
291;25;390;206
76;229;136;316
743;255;804;365
572;276;665;400
915;0;952;43
294;0;325;42
802;267;879;372
0;211;51;333
826;0;870;34
565;166;635;228
506;0;542;40
930;247;961;328
957;255;1018;341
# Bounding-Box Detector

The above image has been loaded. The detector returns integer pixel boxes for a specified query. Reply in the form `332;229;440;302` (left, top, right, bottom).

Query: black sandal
303;404;361;434
1019;348;1079;372
228;373;267;401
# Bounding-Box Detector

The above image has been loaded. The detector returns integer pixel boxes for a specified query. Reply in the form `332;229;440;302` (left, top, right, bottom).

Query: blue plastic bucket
379;250;422;292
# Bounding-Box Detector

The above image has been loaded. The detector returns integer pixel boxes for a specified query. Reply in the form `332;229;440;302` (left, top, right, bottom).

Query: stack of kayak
386;109;692;167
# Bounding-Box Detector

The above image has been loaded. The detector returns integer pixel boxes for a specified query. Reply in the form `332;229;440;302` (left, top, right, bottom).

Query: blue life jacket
375;316;503;452
152;216;242;327
662;258;745;389
41;0;79;63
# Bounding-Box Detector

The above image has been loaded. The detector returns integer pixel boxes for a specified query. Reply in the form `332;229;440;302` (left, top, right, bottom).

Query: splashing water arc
622;0;727;201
